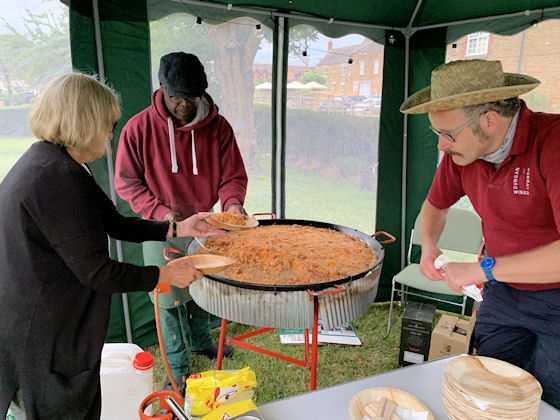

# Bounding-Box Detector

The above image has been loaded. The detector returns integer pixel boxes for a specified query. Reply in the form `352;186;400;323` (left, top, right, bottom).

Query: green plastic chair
385;208;484;337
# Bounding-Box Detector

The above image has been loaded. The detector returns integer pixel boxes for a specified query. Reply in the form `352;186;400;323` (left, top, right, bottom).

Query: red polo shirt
427;102;560;290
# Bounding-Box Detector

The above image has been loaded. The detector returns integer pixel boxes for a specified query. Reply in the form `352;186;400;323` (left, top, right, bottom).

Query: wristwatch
480;257;498;284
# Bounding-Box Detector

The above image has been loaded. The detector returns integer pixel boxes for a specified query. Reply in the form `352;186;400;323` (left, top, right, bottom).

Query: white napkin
394;406;429;420
360;408;429;420
360;397;429;420
434;254;483;302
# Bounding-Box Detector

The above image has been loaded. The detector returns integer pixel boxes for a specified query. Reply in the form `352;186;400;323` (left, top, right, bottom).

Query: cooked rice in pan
201;224;377;285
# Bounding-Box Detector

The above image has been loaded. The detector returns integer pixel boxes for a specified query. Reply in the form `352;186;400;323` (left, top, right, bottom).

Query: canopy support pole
274;16;285;218
398;0;423;271
401;33;410;271
92;0;133;344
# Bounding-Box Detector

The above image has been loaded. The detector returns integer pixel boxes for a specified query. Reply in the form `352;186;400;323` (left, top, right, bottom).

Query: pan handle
252;212;276;219
372;231;396;245
163;247;185;262
307;284;346;296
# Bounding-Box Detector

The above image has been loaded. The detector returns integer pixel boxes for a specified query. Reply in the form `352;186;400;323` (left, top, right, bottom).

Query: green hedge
0;107;33;137
253;104;379;189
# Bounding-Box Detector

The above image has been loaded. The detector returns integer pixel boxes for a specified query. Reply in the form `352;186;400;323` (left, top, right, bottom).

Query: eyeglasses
169;95;200;105
429;112;484;143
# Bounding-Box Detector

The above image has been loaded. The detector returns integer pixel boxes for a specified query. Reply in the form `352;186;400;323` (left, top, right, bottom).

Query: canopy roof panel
61;0;560;44
136;0;560;44
177;0;560;27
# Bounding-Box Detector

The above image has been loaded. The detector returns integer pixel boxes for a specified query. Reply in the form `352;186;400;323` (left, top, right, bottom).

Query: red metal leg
228;338;308;367
310;296;319;391
216;318;228;370
304;327;310;364
214;294;326;391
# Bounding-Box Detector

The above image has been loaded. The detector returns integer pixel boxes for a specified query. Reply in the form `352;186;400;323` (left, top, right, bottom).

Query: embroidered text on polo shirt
513;167;530;196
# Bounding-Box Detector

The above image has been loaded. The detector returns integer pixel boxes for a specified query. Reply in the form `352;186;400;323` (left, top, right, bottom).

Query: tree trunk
0;59;14;106
208;22;262;173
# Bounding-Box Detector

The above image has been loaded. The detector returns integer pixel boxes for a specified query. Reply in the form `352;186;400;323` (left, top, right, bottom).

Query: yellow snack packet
186;367;257;417
200;399;258;420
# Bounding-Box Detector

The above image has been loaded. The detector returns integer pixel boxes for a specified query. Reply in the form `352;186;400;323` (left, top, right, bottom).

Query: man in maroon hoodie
115;52;247;393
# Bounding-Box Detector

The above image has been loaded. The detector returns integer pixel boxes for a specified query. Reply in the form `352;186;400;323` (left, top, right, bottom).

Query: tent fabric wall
375;31;405;300
69;0;157;346
401;28;472;310
405;27;447;257
375;27;447;301
62;0;560;344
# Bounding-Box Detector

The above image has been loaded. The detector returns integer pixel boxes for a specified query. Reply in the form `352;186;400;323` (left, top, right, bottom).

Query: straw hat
400;59;540;114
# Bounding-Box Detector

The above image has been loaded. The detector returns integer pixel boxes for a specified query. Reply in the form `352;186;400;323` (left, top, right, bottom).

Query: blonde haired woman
0;73;224;419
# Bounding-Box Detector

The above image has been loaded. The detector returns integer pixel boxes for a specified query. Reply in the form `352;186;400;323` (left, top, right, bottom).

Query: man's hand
226;203;247;216
176;212;226;238
419;247;446;281
163;210;184;222
441;262;486;293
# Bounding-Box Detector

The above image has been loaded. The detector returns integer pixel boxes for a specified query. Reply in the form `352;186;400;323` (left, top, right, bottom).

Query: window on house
341;64;347;76
341;82;345;91
359;61;365;75
353;82;359;92
323;67;328;77
466;32;489;56
359;80;371;96
373;60;379;74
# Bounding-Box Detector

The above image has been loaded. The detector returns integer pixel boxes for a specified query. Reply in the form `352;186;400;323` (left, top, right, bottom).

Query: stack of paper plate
442;355;542;420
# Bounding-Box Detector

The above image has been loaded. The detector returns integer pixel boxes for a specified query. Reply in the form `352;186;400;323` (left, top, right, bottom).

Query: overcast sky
1;0;368;67
1;0;62;33
258;33;365;66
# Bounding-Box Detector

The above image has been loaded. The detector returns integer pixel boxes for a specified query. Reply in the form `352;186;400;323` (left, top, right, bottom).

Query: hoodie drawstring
191;130;198;175
167;118;178;173
167;118;199;176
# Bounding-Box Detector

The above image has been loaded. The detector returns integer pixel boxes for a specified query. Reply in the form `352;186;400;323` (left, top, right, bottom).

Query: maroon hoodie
115;90;247;221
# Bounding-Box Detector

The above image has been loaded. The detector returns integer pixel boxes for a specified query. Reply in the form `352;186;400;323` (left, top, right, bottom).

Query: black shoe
192;342;234;359
163;374;186;397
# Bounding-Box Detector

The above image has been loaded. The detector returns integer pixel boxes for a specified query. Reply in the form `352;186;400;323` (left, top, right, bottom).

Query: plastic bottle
100;343;154;420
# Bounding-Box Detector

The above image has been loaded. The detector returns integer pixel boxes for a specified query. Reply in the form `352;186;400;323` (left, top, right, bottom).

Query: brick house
253;63;315;83
446;19;560;113
316;39;384;97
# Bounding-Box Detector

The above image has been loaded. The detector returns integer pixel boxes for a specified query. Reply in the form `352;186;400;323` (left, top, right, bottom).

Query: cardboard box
428;312;476;361
398;301;435;366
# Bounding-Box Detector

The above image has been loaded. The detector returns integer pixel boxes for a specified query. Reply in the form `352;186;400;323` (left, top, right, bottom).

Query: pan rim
187;218;385;292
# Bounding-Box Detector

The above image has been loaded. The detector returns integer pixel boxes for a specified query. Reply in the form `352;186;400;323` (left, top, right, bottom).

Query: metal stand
216;293;331;391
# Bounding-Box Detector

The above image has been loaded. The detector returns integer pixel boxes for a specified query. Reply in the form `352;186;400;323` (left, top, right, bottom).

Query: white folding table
258;355;559;419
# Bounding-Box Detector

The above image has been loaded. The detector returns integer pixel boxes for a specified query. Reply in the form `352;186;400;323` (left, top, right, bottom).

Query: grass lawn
244;164;376;235
145;302;456;405
0;137;36;181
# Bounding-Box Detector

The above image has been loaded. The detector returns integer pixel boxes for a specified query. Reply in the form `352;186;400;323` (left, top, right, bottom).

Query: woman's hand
176;212;226;238
158;257;203;288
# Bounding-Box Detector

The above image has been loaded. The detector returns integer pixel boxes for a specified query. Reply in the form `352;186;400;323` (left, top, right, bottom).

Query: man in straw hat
401;59;560;408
